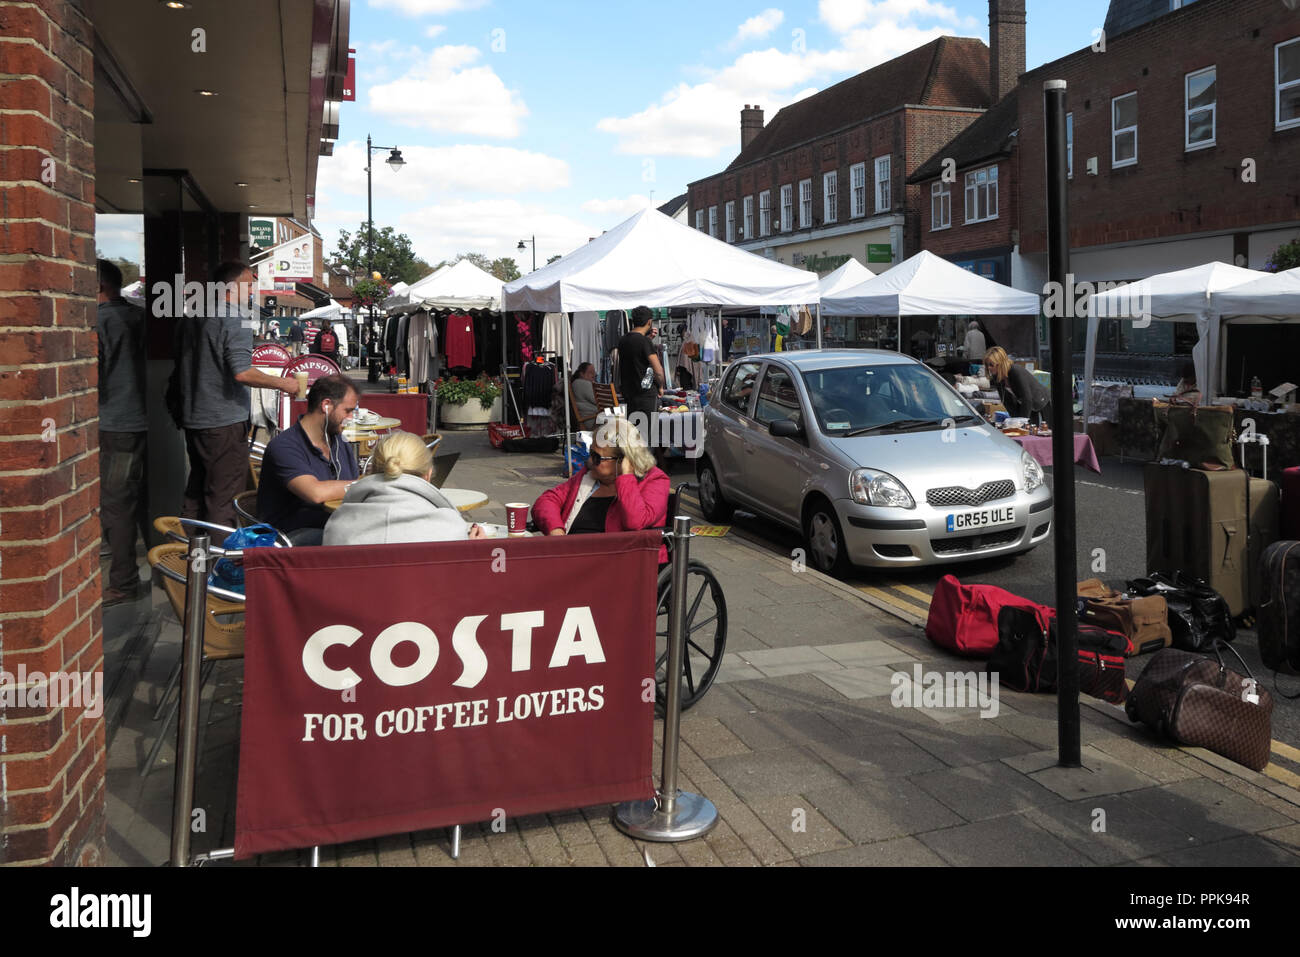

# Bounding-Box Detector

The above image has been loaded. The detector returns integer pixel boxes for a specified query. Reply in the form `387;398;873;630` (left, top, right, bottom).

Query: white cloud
315;141;570;205
598;11;959;158
391;199;600;266
581;195;655;218
424;25;447;38
818;0;965;34
730;8;785;47
369;45;528;137
367;0;487;16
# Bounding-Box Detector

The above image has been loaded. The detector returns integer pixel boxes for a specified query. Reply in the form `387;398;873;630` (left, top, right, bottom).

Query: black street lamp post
365;134;406;364
517;235;536;273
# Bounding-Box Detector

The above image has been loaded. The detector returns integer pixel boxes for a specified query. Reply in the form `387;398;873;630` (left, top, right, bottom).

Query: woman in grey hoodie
323;431;485;545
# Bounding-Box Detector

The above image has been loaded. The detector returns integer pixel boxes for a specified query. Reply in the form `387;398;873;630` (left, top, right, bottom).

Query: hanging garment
445;312;476;369
395;314;411;378
516;316;534;362
570;311;602;369
407;312;436;388
604;309;627;359
523;360;556;410
542;313;568;358
384;315;401;366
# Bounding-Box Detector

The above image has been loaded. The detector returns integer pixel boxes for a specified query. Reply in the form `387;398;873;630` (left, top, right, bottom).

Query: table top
441;488;489;512
346;416;401;432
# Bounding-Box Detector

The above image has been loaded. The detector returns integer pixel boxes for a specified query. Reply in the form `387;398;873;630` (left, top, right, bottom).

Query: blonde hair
370;431;433;481
593;415;656;478
983;346;1012;381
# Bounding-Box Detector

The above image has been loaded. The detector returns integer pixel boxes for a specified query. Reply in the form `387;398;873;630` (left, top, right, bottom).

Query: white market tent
503;206;821;475
502;207;820;313
1086;261;1263;415
300;299;348;322
817;258;875;299
379;280;411;312
122;279;144;304
821;250;1041;317
396;257;503;313
1205;267;1300;394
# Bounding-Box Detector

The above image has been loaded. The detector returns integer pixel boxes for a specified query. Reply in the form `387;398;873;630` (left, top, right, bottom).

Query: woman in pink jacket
532;416;670;562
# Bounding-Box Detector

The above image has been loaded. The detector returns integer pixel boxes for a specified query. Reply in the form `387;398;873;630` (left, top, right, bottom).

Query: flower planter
438;397;502;430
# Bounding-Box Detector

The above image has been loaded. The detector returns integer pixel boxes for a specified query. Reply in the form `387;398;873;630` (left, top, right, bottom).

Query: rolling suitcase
1283;467;1300;541
1258;540;1300;675
1144;464;1279;616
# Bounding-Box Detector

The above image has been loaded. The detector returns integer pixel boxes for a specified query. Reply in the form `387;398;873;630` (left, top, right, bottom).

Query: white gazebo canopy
300;299;347;321
1085;261;1264;410
817;257;875;299
501;206;820;312
821;250;1041;316
1213;267;1300;318
391;258;502;313
379;280;411;312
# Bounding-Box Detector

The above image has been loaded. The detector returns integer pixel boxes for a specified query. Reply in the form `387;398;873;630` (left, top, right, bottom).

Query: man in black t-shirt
616;305;664;443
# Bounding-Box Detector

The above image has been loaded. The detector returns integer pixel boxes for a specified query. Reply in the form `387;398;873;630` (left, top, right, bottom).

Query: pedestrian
983;346;1051;425
617;305;665;444
303;320;320;354
97;259;149;606
963;319;987;362
288;317;305;356
167;260;299;535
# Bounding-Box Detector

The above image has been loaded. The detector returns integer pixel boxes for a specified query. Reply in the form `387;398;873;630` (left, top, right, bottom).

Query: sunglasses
588;452;623;463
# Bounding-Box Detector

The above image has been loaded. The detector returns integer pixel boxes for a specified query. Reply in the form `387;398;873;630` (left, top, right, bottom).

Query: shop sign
867;244;893;264
250;218;275;249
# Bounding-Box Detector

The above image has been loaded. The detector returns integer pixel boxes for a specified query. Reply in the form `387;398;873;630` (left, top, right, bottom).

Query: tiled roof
657;193;688;217
909;89;1018;183
1104;0;1177;37
724;36;991;172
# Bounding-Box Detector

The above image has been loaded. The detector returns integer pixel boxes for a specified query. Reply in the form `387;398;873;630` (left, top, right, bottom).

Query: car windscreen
800;363;978;436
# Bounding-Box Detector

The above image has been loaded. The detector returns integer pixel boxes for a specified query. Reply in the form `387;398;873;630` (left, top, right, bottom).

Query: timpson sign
234;532;660;857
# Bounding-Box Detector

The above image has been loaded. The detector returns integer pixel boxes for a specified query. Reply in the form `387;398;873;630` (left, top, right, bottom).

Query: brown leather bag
1125;647;1273;772
1076;580;1173;656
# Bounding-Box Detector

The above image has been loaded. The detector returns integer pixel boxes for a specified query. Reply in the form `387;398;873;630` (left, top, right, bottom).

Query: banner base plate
613;789;718;843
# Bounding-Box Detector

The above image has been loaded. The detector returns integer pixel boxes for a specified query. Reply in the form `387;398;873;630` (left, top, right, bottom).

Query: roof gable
909;89;1018;183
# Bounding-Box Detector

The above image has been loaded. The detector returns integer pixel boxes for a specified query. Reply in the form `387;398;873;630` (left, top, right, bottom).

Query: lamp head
386;148;406;172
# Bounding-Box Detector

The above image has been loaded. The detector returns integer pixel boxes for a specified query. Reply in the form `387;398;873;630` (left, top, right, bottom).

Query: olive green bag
1155;400;1236;470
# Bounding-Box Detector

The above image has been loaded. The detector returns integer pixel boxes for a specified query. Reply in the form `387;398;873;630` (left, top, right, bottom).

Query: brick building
0;0;348;865
686;5;1028;276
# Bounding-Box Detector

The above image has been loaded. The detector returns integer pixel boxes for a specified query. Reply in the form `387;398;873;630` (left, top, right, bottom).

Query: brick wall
917;155;1017;257
0;0;105;866
1017;0;1300;255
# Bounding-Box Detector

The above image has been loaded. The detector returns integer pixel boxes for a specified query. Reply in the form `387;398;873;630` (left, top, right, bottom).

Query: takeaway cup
295;370;310;399
506;503;529;536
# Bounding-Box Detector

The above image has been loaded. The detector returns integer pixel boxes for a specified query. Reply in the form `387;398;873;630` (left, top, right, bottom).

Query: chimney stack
741;104;764;151
988;0;1026;103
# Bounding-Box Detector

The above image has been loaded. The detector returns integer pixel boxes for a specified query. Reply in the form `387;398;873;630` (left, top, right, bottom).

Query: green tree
333;223;423;285
455;252;493;274
1265;238;1300;273
489;257;521;282
95;248;140;286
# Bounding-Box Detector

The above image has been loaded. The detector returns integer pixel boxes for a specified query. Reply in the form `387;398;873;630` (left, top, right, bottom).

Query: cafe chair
421;432;444;454
568;382;597;431
592;382;620;415
142;542;246;777
430;451;460;488
232;490;260;528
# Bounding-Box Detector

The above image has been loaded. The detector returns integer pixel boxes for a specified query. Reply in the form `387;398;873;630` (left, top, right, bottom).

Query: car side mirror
769;418;804;440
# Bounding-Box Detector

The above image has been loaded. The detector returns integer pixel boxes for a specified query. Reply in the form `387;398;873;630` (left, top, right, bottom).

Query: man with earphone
259;374;361;545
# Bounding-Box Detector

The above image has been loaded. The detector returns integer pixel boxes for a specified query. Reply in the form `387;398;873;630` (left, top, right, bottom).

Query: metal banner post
614;516;718;842
1045;79;1081;769
169;533;209;867
815;302;823;350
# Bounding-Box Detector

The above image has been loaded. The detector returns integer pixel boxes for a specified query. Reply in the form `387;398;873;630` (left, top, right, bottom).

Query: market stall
503;206;821;472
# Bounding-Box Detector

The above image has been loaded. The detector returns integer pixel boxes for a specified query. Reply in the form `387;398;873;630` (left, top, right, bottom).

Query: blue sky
100;1;1116;269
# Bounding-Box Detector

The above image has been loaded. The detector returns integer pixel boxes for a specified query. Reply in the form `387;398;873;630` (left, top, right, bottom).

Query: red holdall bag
487;422;528;449
926;575;1054;657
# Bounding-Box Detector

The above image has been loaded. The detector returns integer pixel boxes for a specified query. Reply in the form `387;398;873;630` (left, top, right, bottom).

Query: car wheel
804;500;850;577
697;459;734;522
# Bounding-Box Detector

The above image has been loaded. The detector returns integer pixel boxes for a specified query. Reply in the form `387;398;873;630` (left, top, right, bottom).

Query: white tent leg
815;303;823;350
564;311;572;478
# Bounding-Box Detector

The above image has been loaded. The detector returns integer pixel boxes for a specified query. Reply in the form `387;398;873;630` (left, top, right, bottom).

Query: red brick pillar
0;0;105;866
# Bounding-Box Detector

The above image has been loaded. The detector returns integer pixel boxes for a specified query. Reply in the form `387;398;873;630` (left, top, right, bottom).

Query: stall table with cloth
1011;433;1101;473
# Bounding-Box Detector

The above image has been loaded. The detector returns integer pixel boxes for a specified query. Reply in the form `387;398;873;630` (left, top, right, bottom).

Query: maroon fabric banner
290;391;429;436
234;531;659;858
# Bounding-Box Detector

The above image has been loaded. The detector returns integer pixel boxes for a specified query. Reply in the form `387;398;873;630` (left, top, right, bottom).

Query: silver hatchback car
696;350;1054;575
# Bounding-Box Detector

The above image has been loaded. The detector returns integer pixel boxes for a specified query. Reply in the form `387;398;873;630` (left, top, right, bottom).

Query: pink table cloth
1011;433;1101;473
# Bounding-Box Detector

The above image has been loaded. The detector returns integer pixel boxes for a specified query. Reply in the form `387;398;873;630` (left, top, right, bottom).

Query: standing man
258;375;360;545
288;317;305;356
97;259;149;605
169;261;298;532
617;305;664;445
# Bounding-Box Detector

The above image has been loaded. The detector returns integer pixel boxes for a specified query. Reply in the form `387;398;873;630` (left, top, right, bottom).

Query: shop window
743;195;754;239
708;206;718;238
823;171;837;224
1112;92;1138;167
963;166;998;223
874;155;891;212
780;184;793;232
759;190;771;236
725;201;736;242
850;162;866;218
930;181;951;230
1277;37;1300;130
1185;66;1216;149
799;179;812;228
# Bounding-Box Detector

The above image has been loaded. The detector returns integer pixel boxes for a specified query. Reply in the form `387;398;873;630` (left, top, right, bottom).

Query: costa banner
235;532;660;858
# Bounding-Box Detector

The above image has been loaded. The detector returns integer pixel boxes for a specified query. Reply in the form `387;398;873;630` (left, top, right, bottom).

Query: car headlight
850;468;915;508
1021;450;1044;491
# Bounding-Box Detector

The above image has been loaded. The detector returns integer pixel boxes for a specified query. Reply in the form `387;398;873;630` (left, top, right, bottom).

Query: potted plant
435;374;504;428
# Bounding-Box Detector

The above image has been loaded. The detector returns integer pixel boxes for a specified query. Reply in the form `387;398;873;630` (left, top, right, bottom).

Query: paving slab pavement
103;429;1300;867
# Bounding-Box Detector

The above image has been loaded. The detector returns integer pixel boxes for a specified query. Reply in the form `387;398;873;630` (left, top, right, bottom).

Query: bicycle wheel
655;560;728;713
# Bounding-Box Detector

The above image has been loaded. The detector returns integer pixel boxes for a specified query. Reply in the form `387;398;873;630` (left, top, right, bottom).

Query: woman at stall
324;431;486;545
571;362;599;422
984;346;1051;424
532;416;669;561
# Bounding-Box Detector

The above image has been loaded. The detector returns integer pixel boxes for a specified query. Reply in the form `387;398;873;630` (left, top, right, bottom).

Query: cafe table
324;486;488;513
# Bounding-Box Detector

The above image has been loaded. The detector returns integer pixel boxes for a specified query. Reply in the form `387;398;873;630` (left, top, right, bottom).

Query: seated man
259;374;361;544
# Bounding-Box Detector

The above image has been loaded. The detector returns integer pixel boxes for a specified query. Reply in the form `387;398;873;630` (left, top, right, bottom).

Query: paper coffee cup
295;370;310;399
506;503;529;536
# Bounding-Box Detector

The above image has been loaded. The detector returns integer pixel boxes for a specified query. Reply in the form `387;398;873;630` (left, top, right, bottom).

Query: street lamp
517;235;536;273
365;135;407;363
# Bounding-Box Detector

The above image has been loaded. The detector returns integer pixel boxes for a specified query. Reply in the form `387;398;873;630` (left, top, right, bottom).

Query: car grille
931;528;1021;555
926;480;1016;509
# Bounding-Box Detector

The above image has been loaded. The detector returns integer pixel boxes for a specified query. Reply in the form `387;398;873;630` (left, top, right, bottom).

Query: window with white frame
780;184;793;231
1066;112;1073;177
1186;66;1216;149
695;208;704;231
850;163;866;217
823;171;838;224
874;155;891;212
725;201;736;242
743;195;754;239
759;190;771;236
1112;92;1138;167
964;165;998;223
799;179;812;228
930;181;951;230
1277;38;1300;130
708;206;718;237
